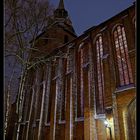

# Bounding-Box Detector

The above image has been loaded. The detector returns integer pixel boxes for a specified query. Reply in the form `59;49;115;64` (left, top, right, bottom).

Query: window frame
94;35;105;115
112;25;134;88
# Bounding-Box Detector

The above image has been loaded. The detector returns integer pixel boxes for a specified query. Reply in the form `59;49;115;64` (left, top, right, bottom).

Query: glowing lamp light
104;119;112;140
104;120;110;128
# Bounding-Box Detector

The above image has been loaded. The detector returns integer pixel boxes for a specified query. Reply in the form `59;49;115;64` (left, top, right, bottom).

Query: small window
44;39;48;44
64;35;69;43
42;36;49;45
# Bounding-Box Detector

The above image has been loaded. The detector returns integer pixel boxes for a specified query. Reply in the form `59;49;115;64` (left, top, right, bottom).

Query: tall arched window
60;58;67;121
45;62;55;124
95;35;105;114
113;25;133;86
76;45;84;118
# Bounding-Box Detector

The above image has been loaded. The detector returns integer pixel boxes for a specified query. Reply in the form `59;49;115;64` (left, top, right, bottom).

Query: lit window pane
114;25;133;86
96;35;104;114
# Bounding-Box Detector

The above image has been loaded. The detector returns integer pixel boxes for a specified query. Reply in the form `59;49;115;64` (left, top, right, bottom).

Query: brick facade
6;1;136;140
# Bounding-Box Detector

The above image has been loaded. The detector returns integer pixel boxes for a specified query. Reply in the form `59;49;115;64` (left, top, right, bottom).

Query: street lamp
104;120;112;140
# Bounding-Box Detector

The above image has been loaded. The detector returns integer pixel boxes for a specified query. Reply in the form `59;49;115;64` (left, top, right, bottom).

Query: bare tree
4;0;54;139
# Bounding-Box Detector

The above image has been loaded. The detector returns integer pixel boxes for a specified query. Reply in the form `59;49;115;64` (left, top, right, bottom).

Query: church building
6;0;136;140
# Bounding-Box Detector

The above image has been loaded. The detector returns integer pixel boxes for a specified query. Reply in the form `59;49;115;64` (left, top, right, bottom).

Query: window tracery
113;25;133;86
95;35;105;114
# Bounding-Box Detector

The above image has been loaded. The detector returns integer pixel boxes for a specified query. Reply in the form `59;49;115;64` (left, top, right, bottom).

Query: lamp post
104;120;112;140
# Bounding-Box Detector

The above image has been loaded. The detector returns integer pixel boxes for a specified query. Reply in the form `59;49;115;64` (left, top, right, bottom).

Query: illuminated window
113;25;133;86
95;35;105;114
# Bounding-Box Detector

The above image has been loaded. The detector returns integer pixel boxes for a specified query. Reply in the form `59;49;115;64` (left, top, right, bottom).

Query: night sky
50;0;135;35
